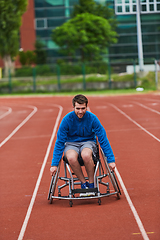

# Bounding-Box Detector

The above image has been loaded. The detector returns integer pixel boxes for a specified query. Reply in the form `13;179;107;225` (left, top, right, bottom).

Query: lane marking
122;104;133;108
107;103;159;240
0;106;12;120
150;103;158;106
133;102;160;115
17;104;63;240
0;105;37;148
91;104;148;239
132;232;154;235
109;103;160;143
11;134;51;140
107;127;160;133
115;168;150;240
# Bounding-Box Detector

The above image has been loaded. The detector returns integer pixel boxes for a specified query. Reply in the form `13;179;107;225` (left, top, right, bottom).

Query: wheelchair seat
48;142;121;207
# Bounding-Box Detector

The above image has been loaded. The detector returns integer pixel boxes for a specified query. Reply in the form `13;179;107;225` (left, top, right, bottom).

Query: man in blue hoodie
50;94;115;194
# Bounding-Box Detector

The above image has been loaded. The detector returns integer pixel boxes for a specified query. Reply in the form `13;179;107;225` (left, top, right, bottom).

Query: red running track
0;93;159;240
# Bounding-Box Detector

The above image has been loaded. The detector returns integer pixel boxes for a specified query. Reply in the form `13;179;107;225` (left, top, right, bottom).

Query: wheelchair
48;141;121;207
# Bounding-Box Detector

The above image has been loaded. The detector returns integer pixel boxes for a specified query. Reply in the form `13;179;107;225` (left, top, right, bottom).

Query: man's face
74;102;87;118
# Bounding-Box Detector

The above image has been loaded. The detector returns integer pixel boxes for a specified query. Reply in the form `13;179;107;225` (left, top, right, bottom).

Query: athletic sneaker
81;182;88;189
80;182;95;197
87;182;95;196
87;182;94;188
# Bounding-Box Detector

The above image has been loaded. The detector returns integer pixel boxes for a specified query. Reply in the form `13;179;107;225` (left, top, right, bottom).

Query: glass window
47;29;53;37
36;19;46;28
149;4;154;10
143;44;157;52
69;0;79;5
34;0;44;8
109;45;137;55
142;25;158;33
157;4;160;10
35;9;45;18
125;5;130;12
118;25;137;34
132;5;137;11
115;0;160;14
118;35;137;44
44;0;64;7
117;6;123;12
46;8;65;17
46;49;62;57
36;29;47;38
141;4;147;11
44;0;65;7
47;18;66;28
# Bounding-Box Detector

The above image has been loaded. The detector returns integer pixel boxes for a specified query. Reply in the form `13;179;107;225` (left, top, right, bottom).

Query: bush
35;65;55;76
19;51;36;66
15;67;33;77
138;72;156;89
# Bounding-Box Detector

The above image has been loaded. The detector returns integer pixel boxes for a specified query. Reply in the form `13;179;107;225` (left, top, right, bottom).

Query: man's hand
108;162;116;171
50;166;57;176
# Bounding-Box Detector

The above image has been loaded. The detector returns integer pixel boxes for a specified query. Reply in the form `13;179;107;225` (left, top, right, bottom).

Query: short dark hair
72;94;88;107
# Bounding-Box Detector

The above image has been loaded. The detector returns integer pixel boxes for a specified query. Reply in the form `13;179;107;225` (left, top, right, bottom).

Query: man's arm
51;117;69;167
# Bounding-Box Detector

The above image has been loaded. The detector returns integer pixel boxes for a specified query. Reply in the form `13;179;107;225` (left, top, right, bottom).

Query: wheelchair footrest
72;187;98;194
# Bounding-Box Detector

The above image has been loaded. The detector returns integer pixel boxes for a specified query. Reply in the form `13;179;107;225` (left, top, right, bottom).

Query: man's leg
81;148;95;183
65;149;86;183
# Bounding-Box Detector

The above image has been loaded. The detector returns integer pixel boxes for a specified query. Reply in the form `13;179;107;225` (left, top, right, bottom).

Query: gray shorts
64;141;97;160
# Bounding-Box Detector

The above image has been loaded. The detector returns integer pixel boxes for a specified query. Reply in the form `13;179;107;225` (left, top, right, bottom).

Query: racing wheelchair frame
48;141;121;207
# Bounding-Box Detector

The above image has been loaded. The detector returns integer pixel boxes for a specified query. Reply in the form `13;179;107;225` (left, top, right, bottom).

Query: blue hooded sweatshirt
51;111;115;166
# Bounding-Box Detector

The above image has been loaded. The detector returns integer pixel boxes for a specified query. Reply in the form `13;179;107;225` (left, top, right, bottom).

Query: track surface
0;93;159;240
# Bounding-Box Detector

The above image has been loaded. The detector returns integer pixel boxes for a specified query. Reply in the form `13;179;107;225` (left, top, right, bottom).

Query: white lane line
0;106;12;120
17;104;63;240
115;168;150;240
109;103;160;143
0;105;37;148
133;102;160;115
91;104;149;239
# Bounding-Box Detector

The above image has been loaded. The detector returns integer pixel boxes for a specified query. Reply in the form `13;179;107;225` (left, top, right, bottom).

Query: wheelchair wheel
48;164;60;204
100;149;121;199
112;171;121;195
48;175;54;200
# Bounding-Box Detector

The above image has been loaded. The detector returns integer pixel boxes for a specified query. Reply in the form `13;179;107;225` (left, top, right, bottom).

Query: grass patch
0;71;158;94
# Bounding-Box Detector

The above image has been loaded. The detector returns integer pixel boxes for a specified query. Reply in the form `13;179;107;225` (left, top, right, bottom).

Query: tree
0;0;27;76
34;40;47;65
52;13;117;61
72;0;117;31
19;50;36;66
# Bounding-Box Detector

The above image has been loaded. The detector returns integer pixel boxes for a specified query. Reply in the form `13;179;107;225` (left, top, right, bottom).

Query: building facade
0;0;159;68
34;0;160;63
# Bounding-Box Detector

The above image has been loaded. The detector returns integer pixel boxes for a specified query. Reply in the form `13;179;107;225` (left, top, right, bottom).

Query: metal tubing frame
48;146;121;203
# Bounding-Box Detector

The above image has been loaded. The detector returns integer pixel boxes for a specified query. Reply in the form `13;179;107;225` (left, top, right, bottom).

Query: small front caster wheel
98;198;101;205
69;200;73;207
50;198;53;204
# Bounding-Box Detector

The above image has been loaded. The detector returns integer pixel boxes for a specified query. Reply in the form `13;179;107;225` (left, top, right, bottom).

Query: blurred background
0;0;159;93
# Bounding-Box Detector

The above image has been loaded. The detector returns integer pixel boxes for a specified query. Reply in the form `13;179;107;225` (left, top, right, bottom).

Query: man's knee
66;150;78;165
81;148;93;163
